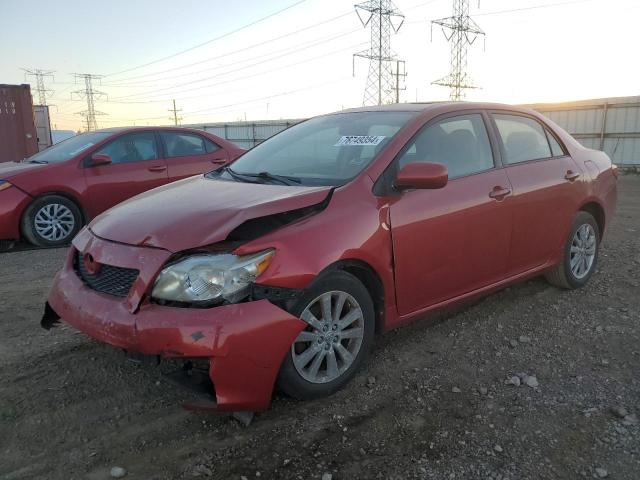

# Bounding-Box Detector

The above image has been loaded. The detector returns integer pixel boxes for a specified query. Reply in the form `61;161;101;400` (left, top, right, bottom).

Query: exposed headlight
151;249;274;305
0;180;13;192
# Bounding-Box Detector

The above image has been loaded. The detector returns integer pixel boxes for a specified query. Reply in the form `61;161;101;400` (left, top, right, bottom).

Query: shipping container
0;84;38;162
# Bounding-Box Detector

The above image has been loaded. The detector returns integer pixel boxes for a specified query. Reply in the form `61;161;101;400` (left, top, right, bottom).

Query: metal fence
527;96;640;166
190;96;640;166
187;120;303;150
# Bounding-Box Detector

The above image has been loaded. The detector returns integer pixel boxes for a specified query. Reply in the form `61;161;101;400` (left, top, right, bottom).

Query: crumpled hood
90;175;332;252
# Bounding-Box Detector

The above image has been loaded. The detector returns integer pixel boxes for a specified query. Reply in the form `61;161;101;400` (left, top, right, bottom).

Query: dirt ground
1;175;638;480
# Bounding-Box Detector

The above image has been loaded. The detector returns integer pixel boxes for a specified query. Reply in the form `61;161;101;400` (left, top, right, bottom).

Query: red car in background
0;127;243;247
44;103;617;414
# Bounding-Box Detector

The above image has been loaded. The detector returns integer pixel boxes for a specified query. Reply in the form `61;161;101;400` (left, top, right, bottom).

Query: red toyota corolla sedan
0;127;243;247
43;103;617;415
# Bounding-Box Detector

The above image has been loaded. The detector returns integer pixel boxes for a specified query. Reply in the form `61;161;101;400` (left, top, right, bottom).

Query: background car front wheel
21;195;83;247
277;271;375;400
545;211;600;289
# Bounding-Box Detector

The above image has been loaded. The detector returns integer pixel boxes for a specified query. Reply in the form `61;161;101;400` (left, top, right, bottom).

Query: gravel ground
1;175;638;480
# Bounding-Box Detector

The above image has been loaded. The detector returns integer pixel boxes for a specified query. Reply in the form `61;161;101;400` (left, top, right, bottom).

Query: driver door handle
148;165;167;172
489;186;512;200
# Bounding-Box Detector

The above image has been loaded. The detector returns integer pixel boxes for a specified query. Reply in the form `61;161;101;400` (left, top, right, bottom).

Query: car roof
337;102;538;115
94;126;206;133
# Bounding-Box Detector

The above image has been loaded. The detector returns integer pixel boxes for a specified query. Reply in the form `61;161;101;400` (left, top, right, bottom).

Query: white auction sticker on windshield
69;143;96;156
334;135;386;146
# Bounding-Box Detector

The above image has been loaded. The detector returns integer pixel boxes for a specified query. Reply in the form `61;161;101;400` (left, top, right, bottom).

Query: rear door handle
148;165;167;172
489;186;512;200
564;170;580;181
210;158;227;164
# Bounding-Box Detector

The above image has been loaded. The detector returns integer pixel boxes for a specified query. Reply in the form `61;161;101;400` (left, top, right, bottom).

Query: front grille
74;251;139;298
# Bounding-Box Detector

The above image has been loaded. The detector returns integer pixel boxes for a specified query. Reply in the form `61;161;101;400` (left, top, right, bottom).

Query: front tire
21;195;83;247
277;271;375;400
545;211;600;289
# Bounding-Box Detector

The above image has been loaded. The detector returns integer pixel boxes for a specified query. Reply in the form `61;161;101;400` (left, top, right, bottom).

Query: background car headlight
151;249;274;305
0;180;13;192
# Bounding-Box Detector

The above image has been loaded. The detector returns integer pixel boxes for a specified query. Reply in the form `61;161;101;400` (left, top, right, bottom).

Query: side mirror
90;153;112;166
395;162;448;190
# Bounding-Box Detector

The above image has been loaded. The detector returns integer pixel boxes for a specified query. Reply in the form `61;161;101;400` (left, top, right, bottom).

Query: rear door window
493;114;552;164
160;132;219;158
94;132;158;164
397;113;494;179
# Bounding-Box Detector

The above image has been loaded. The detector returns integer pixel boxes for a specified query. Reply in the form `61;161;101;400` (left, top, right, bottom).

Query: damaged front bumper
44;229;305;412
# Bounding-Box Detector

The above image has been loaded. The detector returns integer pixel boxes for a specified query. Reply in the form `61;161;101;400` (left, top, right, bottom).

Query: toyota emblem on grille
83;253;101;275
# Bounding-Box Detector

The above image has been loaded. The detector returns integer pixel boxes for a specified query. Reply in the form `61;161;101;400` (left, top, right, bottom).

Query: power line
104;0;436;84
71;74;107;131
104;28;360;88
474;0;593;16
166;77;354;121
22;68;55;105
353;0;405;106
107;41;367;104
110;30;362;101
94;76;352;125
431;0;485;101
104;0;310;78
102;11;354;85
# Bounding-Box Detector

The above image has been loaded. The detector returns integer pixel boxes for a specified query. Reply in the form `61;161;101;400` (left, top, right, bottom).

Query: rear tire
277;271;375;400
545;211;599;289
21;195;83;247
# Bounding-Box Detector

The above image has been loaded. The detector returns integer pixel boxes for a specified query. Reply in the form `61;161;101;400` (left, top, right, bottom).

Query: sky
1;0;638;131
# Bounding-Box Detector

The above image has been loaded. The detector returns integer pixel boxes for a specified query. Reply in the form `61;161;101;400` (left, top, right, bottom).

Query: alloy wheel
570;223;596;279
34;203;75;242
292;291;365;384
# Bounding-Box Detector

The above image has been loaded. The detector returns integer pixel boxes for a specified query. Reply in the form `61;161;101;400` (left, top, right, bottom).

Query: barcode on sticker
334;135;386;146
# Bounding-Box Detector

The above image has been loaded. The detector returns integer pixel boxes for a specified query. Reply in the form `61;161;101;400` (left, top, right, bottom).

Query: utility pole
431;0;485;101
71;74;106;131
168;99;182;126
392;60;406;103
353;0;404;106
22;68;55;106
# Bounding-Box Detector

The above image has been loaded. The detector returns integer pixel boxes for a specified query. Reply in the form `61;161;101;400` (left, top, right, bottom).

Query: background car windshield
26;132;111;163
224;112;417;186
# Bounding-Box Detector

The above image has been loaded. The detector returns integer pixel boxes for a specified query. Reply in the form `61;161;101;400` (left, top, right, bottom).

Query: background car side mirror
90;153;112;166
395;162;448;190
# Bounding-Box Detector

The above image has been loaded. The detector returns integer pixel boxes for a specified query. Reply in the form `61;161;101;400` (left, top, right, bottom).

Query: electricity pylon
22;68;55;106
353;0;404;106
71;74;107;131
431;0;485;101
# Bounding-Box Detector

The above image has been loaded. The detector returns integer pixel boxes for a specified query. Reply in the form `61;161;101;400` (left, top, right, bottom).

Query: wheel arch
24;191;87;223
318;259;386;334
578;200;605;237
20;191;88;240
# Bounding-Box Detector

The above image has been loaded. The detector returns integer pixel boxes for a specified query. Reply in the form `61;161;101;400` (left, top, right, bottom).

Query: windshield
211;111;417;186
26;132;111;164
